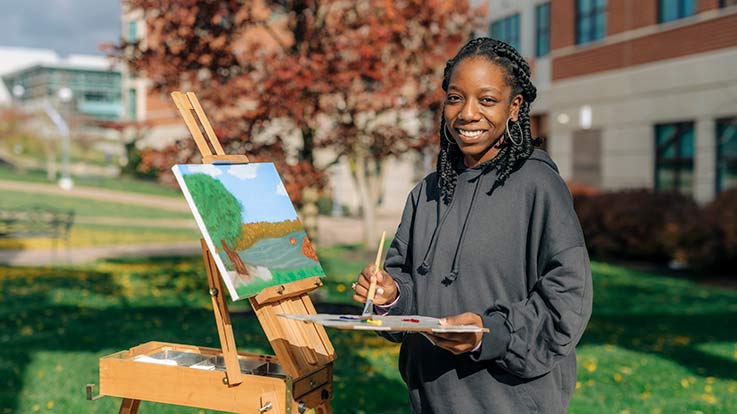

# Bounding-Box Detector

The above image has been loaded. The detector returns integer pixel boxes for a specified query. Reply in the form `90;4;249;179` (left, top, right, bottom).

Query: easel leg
118;398;141;414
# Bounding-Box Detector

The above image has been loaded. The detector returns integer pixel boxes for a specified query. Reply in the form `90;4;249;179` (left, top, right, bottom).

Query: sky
175;163;299;225
0;0;121;56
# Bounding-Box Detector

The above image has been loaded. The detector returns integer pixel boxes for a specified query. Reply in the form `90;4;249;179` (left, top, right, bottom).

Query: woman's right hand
352;263;398;306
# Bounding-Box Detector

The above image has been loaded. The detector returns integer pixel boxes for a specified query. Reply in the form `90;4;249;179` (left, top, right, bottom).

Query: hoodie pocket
515;382;541;413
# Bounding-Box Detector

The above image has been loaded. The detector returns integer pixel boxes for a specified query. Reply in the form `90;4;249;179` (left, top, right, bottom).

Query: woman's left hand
425;312;484;355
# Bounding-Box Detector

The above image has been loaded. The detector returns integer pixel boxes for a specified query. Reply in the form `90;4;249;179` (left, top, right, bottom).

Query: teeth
458;129;484;138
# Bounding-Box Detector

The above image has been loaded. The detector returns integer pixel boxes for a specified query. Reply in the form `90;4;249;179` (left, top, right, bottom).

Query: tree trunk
301;125;314;164
351;153;377;249
44;141;57;181
221;239;249;279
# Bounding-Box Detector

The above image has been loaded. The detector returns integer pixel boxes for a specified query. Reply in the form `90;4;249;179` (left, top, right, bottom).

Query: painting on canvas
172;163;325;300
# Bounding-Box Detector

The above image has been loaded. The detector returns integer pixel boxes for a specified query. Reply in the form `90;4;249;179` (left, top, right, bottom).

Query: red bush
573;189;698;263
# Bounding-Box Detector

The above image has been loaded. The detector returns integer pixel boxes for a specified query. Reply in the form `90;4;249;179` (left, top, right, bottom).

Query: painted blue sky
176;163;298;224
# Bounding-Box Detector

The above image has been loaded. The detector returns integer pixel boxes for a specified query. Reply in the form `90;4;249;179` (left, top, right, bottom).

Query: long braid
437;37;539;203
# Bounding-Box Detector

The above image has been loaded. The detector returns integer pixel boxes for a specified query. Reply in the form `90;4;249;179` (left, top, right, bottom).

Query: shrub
679;188;737;272
573;189;698;263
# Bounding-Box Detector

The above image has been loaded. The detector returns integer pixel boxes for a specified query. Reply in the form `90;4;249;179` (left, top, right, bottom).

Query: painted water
238;231;318;270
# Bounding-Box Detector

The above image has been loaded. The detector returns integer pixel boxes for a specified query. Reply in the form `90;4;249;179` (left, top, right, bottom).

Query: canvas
172;163;325;300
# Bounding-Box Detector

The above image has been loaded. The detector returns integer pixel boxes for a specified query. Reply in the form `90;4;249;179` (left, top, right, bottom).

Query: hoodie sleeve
376;184;421;343
472;171;593;379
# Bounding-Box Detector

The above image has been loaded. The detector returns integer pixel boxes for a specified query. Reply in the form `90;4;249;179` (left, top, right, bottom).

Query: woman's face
443;57;522;168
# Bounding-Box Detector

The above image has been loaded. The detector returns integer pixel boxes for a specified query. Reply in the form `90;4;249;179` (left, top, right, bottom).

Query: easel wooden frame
89;92;334;414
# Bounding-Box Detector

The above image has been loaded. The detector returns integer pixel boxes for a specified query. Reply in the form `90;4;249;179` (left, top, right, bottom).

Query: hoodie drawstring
420;163;496;285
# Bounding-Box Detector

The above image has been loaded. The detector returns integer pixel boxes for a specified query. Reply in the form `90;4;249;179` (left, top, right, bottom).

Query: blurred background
0;1;736;413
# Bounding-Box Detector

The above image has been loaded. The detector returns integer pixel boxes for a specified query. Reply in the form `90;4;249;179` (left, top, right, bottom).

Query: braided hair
438;37;539;203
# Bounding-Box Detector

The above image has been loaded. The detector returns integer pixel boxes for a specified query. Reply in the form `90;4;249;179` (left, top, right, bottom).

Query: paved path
0;179;189;212
0;177;401;266
0;214;400;266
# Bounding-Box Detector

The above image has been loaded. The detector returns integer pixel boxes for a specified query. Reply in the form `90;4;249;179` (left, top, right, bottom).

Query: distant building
486;0;737;202
1;52;122;120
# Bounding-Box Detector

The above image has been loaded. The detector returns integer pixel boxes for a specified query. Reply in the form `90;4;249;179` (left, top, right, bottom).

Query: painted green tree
183;173;248;275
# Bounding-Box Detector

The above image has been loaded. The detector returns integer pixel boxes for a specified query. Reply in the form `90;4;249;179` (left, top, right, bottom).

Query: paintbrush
361;230;387;319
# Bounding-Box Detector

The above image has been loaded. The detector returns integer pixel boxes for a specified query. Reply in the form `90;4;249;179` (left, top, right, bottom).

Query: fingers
426;333;478;355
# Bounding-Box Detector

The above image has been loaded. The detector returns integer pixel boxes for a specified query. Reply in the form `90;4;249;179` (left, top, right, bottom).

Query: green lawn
1;249;736;414
0;190;191;220
0;165;182;198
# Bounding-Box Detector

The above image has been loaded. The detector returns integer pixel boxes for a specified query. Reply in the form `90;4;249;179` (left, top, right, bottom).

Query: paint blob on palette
278;314;488;333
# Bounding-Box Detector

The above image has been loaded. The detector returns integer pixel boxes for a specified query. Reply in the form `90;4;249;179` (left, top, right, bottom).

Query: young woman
352;37;593;413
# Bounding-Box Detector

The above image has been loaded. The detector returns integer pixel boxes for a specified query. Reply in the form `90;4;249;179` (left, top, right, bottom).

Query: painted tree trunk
221;239;249;278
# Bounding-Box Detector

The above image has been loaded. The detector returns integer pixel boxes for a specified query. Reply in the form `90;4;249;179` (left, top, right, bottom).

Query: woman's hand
352;263;398;306
425;312;484;355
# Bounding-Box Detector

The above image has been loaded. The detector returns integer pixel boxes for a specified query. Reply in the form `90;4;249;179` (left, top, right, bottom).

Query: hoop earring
443;123;457;146
505;117;523;146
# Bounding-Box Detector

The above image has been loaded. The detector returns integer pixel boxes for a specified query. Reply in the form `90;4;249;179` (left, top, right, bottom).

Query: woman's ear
509;94;523;123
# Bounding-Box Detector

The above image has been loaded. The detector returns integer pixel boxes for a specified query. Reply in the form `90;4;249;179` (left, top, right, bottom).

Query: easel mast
171;91;336;401
90;92;335;414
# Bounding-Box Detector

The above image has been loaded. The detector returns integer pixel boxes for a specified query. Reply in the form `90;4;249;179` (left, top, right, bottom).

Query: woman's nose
459;101;480;121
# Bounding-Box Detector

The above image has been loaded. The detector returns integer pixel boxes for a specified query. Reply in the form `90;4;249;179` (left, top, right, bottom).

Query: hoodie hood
528;149;559;173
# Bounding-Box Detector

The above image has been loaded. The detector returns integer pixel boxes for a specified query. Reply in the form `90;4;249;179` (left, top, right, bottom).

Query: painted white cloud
187;164;223;177
276;182;288;197
228;164;259;179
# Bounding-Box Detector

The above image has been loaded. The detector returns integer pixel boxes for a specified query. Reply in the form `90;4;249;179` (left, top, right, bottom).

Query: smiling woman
352;37;593;414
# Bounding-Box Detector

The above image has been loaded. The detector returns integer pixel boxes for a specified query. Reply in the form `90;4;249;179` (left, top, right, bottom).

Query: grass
0;224;200;250
0;249;736;414
0;165;181;198
0;190;192;220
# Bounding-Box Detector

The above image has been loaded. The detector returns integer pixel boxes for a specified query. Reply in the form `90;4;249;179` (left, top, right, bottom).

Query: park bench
0;206;75;248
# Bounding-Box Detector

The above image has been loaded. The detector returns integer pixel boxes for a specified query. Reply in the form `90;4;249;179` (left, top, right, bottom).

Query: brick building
487;0;737;202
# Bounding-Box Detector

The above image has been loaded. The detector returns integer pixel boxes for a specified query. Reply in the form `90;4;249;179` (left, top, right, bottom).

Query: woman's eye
481;97;497;105
446;95;461;103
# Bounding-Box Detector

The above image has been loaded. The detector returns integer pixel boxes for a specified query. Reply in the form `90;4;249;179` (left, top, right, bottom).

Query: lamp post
13;83;75;189
56;87;74;190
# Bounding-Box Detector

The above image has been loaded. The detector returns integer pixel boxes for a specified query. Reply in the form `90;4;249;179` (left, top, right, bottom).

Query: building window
576;0;607;45
490;13;521;52
717;117;737;193
536;3;551;57
128;21;138;42
655;122;694;194
720;0;737;7
128;88;137;120
658;0;696;23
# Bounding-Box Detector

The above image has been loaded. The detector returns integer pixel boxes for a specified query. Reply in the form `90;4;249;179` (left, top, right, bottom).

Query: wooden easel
89;92;334;414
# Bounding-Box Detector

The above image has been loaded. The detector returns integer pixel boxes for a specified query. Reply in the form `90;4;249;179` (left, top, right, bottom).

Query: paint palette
278;314;488;333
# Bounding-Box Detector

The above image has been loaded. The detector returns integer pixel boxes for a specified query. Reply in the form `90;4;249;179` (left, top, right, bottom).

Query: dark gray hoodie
380;149;593;414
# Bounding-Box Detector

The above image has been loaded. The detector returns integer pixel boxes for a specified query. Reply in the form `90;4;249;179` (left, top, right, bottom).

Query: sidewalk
0;214;401;266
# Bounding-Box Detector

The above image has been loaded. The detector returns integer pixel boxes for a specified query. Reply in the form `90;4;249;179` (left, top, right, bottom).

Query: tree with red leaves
115;0;485;247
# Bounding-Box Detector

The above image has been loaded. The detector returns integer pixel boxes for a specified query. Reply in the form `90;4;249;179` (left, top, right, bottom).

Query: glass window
720;0;737;7
128;88;137;120
717;117;737;193
655;122;694;194
576;0;607;45
658;0;697;23
536;3;551;57
128;21;138;42
490;13;521;52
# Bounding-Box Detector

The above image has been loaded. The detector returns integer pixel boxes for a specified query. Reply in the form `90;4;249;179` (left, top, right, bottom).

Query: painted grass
0;251;736;413
0;165;182;198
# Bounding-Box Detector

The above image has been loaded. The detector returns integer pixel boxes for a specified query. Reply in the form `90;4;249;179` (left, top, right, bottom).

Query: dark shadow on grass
579;264;737;380
0;257;409;414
